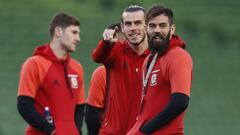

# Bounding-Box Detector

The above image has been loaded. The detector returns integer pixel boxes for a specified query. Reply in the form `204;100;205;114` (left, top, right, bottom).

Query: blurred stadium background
0;0;240;134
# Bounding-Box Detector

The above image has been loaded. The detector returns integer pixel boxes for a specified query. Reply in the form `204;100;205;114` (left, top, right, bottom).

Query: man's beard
148;31;170;54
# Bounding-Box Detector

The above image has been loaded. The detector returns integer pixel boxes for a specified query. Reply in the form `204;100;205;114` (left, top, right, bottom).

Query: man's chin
129;38;145;46
153;40;163;46
67;48;76;52
149;43;169;53
131;42;141;46
128;40;139;46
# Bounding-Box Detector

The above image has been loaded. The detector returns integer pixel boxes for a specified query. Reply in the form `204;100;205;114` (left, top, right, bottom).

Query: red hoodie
92;40;149;135
18;44;85;135
127;35;193;135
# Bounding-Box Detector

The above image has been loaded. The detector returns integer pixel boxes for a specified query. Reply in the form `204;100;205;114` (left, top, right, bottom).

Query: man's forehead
66;25;80;31
122;11;144;21
148;14;169;24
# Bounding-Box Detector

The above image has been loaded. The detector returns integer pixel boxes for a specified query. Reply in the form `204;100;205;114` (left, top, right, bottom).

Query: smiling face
147;14;175;53
58;25;80;52
121;10;146;47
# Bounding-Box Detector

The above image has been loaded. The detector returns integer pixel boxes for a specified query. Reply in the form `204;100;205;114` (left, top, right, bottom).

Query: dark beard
148;31;170;54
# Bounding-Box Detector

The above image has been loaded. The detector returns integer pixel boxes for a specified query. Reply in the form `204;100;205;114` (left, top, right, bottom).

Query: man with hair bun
92;5;149;135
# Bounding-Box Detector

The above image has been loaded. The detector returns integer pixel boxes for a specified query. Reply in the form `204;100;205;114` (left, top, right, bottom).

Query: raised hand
103;27;119;45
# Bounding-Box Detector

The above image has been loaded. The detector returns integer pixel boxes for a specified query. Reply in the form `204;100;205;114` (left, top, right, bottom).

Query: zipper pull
44;107;53;124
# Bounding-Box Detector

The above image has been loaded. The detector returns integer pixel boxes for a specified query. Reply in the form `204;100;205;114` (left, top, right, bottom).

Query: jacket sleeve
75;104;85;134
140;93;189;134
85;104;103;135
17;96;55;135
92;39;116;66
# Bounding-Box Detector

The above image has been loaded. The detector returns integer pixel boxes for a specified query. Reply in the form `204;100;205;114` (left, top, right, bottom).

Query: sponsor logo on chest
68;74;78;89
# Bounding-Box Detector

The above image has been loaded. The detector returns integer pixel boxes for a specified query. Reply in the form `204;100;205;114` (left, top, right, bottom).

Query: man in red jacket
127;4;193;135
92;5;149;135
17;12;85;135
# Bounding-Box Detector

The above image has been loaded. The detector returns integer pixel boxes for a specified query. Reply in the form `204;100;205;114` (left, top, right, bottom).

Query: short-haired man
127;4;193;135
17;12;85;135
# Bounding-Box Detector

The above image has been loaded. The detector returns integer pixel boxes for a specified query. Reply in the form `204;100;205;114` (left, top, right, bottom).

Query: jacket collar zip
62;60;74;98
33;44;74;98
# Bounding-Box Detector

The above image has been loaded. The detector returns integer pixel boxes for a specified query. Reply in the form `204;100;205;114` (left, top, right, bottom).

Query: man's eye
72;31;78;34
149;24;156;28
125;22;131;26
160;23;167;28
135;21;142;25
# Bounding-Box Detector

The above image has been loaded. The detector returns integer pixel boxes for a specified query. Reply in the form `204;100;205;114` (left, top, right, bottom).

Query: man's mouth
153;34;163;39
152;35;163;42
72;43;77;46
129;33;140;38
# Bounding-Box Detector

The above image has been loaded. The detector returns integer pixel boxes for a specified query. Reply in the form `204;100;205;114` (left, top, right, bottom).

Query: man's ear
120;22;124;33
170;24;176;35
144;25;147;34
55;26;63;37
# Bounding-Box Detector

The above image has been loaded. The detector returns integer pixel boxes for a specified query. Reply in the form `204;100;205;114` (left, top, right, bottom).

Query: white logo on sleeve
68;74;78;89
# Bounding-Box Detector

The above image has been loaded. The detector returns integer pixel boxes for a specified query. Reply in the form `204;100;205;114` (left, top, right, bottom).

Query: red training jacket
127;35;193;135
18;44;85;135
92;40;149;135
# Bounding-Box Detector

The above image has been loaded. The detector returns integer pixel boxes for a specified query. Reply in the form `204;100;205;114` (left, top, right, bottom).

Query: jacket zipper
62;60;73;98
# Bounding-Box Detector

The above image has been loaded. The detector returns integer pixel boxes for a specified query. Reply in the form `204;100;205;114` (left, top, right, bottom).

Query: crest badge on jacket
68;74;78;89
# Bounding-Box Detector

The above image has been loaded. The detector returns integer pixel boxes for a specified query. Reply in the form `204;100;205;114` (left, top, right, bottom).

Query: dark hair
107;22;121;30
122;5;145;23
49;12;80;37
145;4;174;25
123;5;145;13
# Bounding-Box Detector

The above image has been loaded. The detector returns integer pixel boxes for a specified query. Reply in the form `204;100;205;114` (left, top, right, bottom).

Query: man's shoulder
165;46;193;66
20;56;51;77
168;46;191;59
92;65;106;78
24;55;49;66
94;65;105;73
69;58;83;70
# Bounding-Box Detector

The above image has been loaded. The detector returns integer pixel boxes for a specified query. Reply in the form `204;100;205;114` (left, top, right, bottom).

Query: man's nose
76;35;80;42
130;24;137;31
154;26;162;33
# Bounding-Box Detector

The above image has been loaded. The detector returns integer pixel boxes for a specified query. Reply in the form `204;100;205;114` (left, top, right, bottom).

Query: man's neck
50;40;68;59
129;38;148;55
